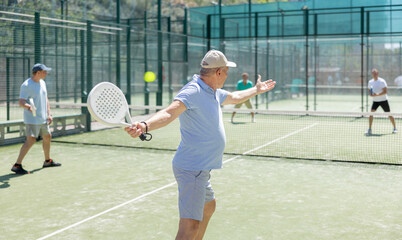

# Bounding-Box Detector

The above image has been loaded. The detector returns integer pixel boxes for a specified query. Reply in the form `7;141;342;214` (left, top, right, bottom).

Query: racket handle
29;98;36;116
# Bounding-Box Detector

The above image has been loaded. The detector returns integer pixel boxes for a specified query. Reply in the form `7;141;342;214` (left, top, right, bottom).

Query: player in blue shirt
125;50;276;240
11;64;61;174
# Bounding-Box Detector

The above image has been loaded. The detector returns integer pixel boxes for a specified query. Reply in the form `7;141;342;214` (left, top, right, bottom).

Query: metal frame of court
1;3;402;143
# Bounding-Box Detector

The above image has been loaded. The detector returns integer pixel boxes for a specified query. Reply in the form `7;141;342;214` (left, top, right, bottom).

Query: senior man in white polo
125;50;276;240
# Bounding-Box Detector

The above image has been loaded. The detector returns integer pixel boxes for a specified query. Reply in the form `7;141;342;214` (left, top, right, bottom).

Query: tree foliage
4;0;278;21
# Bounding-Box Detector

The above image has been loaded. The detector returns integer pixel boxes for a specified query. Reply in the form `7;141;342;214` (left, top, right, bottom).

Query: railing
0;114;86;145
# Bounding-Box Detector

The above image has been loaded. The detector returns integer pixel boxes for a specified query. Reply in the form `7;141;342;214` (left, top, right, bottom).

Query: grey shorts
173;165;215;221
25;124;51;138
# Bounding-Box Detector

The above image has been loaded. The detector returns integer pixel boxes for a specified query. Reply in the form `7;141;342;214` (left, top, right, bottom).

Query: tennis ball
144;71;156;82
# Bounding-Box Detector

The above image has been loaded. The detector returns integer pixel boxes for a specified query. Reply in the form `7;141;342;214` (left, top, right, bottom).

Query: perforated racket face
87;82;130;126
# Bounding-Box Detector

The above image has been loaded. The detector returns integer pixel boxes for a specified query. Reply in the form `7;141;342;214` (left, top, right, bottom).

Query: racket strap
140;121;152;141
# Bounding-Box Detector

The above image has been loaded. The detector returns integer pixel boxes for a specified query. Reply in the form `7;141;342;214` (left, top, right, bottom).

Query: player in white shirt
366;68;397;135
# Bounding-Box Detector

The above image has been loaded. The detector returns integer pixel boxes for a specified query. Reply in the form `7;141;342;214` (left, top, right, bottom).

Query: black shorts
371;100;391;112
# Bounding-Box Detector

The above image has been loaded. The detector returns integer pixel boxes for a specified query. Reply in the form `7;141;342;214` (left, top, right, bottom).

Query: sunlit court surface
2;0;402;239
1;114;401;240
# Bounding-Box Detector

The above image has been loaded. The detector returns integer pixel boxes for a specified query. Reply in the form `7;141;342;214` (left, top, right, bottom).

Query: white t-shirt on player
368;78;388;102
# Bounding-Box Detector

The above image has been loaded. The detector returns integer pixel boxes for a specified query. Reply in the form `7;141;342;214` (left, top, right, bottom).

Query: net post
116;0;121;88
126;22;131;105
183;8;189;96
74;29;78;103
254;12;259;109
55;27;60;103
303;8;309;111
167;16;173;102
144;11;150;115
360;7;365;112
86;20;93;131
22;25;26;77
34;12;41;64
6;58;10;124
34;12;40;64
207;14;211;50
156;0;163;106
61;5;66;105
314;13;318;111
116;30;121;88
42;28;46;65
266;16;270;109
365;11;370;112
219;2;225;51
80;29;85;108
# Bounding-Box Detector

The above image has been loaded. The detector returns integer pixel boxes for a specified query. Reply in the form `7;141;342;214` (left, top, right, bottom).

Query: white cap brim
226;61;237;68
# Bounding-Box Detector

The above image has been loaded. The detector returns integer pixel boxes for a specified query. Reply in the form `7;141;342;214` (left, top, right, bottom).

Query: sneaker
392;128;398;134
43;159;62;168
11;164;29;174
365;129;372;135
252;118;256;123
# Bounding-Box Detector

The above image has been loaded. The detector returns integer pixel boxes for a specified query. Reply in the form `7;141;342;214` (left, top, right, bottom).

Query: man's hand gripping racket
87;82;152;141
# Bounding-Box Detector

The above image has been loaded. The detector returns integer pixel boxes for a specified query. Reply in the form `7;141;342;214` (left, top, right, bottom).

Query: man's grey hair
200;67;224;76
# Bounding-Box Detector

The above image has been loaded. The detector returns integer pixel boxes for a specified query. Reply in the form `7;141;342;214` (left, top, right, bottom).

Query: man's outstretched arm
223;75;276;105
125;100;186;138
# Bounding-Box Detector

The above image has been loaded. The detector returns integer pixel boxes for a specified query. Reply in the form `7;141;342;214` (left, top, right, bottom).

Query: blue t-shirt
236;80;253;91
173;74;228;171
19;78;48;124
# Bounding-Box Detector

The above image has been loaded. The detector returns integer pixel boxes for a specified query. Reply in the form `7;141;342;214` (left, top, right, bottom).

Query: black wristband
139;121;152;141
141;121;148;133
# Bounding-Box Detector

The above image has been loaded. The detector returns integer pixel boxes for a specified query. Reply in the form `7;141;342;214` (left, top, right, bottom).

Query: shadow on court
0;168;43;189
230;122;247;125
365;133;393;137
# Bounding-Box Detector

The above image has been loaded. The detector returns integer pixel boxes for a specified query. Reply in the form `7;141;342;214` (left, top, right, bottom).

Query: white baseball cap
200;50;237;68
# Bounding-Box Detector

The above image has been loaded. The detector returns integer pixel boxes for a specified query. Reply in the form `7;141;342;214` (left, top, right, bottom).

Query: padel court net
51;105;402;166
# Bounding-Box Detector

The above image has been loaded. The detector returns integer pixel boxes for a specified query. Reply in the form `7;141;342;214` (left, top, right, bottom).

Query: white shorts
25;124;51;138
173;165;215;221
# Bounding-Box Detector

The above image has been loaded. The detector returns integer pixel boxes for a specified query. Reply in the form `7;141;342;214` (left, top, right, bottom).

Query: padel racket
87;82;151;141
28;98;36;117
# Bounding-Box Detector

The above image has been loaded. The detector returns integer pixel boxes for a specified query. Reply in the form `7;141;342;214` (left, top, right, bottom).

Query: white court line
243;123;319;155
36;183;176;240
222;123;319;164
37;123;318;240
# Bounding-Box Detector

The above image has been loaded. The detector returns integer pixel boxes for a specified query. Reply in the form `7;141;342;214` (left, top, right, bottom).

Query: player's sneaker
365;129;372;135
43;159;62;168
11;164;29;174
252;117;256;123
392;128;398;134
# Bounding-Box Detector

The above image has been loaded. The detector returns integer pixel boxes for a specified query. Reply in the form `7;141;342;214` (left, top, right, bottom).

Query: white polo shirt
368;78;388;102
